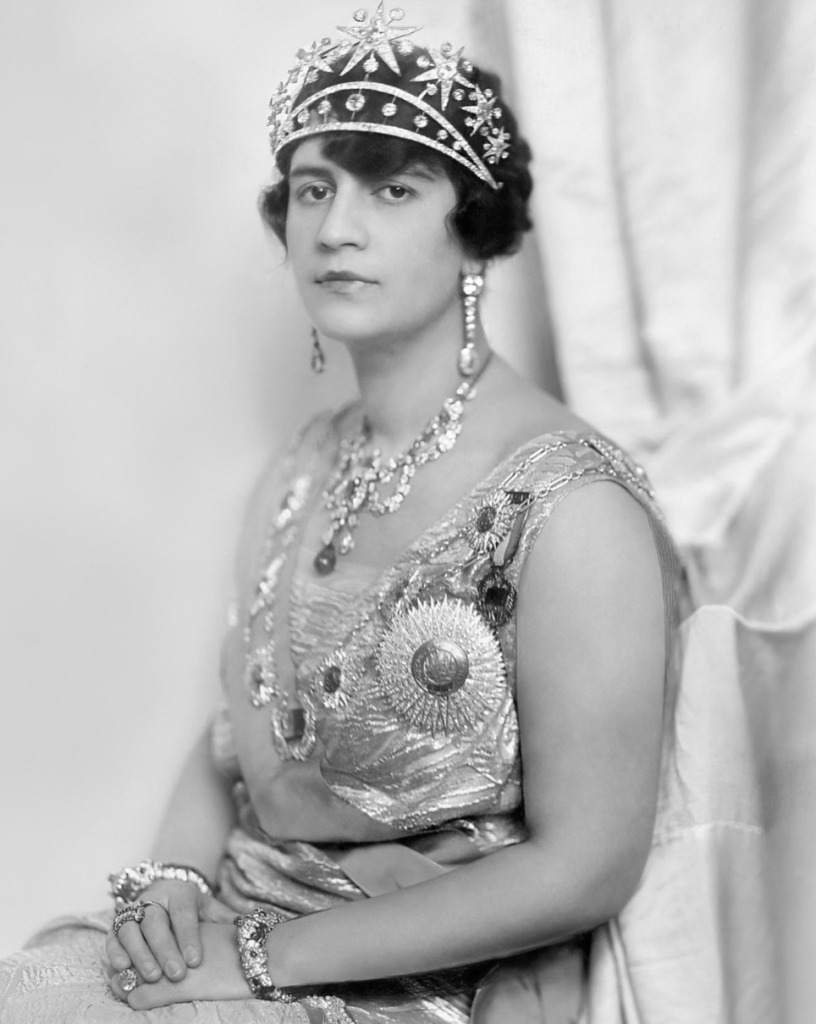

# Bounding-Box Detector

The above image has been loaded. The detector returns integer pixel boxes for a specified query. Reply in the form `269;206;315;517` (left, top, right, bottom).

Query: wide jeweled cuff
108;859;214;905
234;908;296;1002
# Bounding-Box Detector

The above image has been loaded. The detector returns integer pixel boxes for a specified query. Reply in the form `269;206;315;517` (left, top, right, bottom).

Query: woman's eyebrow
288;164;337;181
399;166;440;182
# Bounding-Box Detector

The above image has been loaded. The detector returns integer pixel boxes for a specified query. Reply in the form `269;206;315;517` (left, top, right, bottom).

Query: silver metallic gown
0;417;684;1024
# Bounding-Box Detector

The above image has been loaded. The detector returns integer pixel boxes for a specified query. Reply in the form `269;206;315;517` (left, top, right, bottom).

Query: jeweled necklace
314;351;493;576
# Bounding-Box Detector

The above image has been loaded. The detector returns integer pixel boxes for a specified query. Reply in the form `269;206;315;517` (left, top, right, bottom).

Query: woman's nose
316;189;368;250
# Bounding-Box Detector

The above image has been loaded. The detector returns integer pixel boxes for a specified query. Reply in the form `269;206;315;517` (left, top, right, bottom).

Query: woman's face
285;138;470;349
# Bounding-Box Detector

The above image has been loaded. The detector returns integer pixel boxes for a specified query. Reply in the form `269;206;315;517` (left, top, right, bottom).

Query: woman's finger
166;893;203;968
114;920;163;983
104;930;132;973
140;903;189;980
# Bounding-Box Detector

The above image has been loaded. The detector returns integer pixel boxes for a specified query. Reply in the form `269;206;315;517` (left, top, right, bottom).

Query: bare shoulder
541;479;658;562
521;480;664;642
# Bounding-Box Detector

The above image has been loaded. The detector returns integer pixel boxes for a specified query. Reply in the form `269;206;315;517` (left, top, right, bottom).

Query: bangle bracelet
234;909;296;1003
235;909;355;1021
108;859;214;904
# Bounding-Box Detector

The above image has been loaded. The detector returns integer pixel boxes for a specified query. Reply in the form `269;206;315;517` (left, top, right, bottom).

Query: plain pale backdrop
0;0;550;955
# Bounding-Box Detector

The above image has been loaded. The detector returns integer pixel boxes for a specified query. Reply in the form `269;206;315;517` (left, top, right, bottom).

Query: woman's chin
311;321;390;349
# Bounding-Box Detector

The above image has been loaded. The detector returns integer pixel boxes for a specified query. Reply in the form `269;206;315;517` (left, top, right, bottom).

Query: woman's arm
265;482;666;984
150;724;237;876
118;481;666;1007
107;725;237;982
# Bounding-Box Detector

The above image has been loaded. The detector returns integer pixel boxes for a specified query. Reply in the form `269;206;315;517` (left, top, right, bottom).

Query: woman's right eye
296;183;333;204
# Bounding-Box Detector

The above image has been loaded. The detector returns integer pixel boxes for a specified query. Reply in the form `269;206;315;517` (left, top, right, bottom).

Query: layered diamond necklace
313;351;493;576
245;346;492;761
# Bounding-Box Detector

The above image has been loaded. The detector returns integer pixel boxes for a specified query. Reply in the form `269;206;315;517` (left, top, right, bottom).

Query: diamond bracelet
234;908;296;1002
108;859;214;905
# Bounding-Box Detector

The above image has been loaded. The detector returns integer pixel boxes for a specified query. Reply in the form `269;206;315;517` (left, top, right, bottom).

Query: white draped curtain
477;2;816;1021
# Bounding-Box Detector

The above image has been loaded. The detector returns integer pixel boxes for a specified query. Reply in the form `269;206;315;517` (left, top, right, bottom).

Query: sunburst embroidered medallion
463;489;529;554
376;597;506;735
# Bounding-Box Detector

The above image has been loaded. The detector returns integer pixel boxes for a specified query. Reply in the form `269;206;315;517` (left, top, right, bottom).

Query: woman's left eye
377;184;411;201
299;184;333;203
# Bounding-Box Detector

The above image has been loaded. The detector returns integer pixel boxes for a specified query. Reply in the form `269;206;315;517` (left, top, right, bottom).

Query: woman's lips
316;272;375;294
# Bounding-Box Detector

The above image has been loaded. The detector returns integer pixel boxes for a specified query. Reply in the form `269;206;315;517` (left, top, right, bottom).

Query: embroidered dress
0;417;768;1023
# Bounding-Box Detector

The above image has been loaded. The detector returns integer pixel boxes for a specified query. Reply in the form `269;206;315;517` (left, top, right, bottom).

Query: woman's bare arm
149;725;237;877
266;481;666;984
106;725;238;983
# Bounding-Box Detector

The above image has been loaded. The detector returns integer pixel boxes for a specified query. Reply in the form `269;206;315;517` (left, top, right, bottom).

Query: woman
0;7;680;1022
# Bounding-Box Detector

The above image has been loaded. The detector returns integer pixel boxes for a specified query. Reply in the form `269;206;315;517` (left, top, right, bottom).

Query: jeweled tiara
267;3;511;189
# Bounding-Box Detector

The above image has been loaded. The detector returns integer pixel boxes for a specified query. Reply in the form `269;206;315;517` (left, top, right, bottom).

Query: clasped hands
106;880;252;1009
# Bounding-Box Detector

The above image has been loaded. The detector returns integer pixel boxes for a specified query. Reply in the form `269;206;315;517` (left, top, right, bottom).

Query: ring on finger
113;899;166;936
118;967;140;993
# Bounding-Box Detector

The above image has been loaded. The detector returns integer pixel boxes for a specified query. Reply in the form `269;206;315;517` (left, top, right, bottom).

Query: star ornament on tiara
296;38;338;79
338;3;420;76
412;44;471;110
484;127;511;162
461;85;499;134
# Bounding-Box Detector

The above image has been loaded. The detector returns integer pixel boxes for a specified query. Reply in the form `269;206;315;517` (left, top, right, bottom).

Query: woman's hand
109;922;252;1009
106;880;235;984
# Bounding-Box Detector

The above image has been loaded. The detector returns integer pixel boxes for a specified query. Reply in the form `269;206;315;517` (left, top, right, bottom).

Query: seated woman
0;6;685;1023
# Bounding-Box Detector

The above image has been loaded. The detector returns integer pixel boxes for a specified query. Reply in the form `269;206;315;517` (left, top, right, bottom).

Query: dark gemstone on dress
314;542;337;575
477;566;517;627
280;707;305;740
323;664;342;694
476;506;497;532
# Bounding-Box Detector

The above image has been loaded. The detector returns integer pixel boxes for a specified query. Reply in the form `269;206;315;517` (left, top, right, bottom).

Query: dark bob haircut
259;69;533;262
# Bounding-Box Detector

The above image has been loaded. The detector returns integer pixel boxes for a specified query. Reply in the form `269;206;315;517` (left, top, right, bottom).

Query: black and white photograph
1;2;814;1021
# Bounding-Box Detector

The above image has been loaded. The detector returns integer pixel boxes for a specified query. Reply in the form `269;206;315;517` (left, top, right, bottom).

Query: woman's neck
348;321;490;458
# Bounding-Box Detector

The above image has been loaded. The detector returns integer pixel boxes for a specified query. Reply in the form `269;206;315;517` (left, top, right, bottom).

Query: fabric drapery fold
498;0;816;460
490;0;816;1018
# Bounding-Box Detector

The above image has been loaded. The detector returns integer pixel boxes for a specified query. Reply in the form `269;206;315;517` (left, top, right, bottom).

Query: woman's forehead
287;136;447;183
288;138;335;170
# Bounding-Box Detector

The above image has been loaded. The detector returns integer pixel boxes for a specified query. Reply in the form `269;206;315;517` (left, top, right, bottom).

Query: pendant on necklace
314;541;337;575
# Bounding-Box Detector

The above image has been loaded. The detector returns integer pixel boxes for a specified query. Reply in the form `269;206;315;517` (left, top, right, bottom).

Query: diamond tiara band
267;4;512;189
